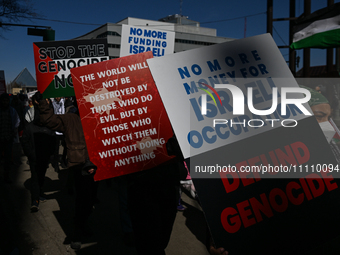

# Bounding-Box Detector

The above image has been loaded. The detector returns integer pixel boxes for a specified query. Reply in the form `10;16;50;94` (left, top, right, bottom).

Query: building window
108;44;121;48
96;31;121;38
175;39;215;46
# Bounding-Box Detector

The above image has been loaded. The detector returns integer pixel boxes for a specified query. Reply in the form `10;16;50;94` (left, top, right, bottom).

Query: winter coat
38;99;96;174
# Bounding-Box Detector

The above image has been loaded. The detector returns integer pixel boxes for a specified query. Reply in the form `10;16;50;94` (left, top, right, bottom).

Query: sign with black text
33;39;109;98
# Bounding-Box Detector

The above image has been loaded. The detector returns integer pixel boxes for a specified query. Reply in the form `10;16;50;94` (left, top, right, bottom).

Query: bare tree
0;0;38;36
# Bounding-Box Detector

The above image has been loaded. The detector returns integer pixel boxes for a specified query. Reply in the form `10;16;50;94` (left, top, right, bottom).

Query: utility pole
327;0;334;74
303;0;311;77
267;0;297;75
289;0;296;76
267;0;273;35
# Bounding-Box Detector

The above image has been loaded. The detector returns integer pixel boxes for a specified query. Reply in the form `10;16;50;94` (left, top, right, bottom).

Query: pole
303;0;311;77
327;0;334;75
267;0;273;35
289;0;296;75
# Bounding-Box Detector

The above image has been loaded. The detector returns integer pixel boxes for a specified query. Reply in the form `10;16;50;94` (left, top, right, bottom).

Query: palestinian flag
290;2;340;50
33;39;109;98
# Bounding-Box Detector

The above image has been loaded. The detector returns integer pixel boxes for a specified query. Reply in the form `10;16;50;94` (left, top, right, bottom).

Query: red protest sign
71;51;174;181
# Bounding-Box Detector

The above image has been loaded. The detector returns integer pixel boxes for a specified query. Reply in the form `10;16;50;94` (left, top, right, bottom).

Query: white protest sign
147;33;311;159
120;24;175;57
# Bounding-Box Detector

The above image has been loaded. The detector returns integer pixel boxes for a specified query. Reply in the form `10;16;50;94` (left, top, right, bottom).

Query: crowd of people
1;84;339;254
0;91;228;254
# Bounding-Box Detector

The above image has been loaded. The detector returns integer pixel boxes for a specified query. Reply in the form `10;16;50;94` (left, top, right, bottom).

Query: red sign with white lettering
71;51;174;181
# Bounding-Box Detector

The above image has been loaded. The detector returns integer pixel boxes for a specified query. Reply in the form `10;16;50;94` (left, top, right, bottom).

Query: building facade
9;68;37;94
75;15;234;58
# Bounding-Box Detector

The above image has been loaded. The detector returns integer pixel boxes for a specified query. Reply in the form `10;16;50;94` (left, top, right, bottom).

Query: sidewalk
0;144;209;255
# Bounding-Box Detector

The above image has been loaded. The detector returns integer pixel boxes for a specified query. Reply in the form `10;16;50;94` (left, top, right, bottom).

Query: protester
61;97;79;167
116;175;135;247
34;91;97;250
302;85;340;163
51;97;65;172
126;133;228;255
24;99;33;115
21;94;56;212
178;160;197;211
127;162;180;255
314;85;325;94
10;94;25;136
24;102;33;123
0;93;20;184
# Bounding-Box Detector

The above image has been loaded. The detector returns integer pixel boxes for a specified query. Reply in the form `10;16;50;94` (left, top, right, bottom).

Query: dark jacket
21;118;55;162
21;105;55;163
38;99;96;174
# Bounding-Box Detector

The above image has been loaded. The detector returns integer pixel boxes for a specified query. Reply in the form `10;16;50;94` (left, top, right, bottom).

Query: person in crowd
24;97;39;124
0;93;20;184
178;160;197;211
127;161;180;255
51;97;65;172
116;175;135;247
314;85;324;94
127;134;228;255
124;133;182;255
28;99;33;108
21;94;56;212
64;97;78;114
34;92;97;250
61;97;79;167
24;98;33;115
52;97;65;115
302;85;340;162
10;94;25;136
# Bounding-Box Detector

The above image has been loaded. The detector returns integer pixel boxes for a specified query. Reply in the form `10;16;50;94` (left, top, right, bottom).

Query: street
0;143;209;255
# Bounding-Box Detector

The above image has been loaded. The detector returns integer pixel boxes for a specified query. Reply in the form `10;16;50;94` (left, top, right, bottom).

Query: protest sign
147;33;340;254
147;33;311;159
120;24;175;58
192;117;340;254
70;51;174;181
33;39;109;98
